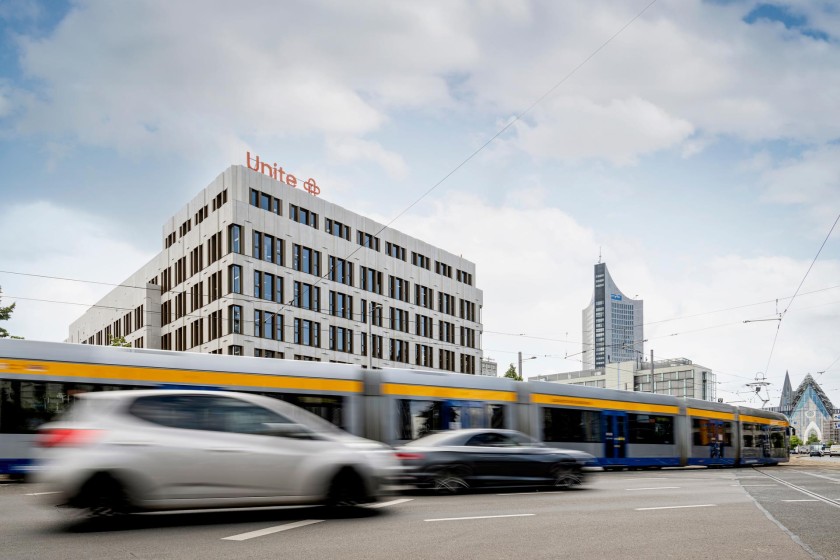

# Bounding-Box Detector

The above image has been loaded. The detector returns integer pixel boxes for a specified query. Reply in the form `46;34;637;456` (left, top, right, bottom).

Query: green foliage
789;435;803;448
806;433;820;444
0;287;22;339
109;336;131;348
503;363;522;381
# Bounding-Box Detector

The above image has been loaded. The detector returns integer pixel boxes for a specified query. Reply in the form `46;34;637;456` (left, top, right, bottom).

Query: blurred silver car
34;389;398;517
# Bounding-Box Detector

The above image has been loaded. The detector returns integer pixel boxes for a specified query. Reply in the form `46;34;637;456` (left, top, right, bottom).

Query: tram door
704;420;726;461
603;412;628;460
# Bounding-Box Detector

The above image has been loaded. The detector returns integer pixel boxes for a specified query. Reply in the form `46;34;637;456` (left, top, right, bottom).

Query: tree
789;435;803;448
503;363;522;381
0;287;22;339
109;336;131;347
806;433;820;445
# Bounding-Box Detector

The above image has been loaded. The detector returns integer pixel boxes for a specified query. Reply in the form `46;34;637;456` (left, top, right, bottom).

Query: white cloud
8;0;840;168
508;97;695;165
389;194;840;405
760;145;840;210
326;137;408;179
0;201;156;342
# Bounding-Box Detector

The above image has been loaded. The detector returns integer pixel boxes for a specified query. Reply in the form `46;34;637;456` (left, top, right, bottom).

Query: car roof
77;389;248;400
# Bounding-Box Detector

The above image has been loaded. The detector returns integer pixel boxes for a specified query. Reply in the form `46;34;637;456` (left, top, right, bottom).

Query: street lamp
518;352;538;379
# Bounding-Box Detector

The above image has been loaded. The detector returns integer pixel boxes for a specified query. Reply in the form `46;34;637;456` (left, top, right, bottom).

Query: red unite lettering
245;151;319;196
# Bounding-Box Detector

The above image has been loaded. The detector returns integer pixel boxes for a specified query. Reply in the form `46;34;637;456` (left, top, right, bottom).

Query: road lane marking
496;491;566;496
26;491;61;496
626;487;681;491
800;471;840;483
366;498;413;509
636;504;715;511
425;514;535;522
782;499;819;502
222;519;323;541
735;484;778;487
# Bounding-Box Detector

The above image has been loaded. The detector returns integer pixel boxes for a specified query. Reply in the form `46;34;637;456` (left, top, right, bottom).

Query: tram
0;339;790;476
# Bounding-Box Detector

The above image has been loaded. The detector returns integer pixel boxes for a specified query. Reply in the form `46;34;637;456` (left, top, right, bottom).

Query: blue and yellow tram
0;339;789;475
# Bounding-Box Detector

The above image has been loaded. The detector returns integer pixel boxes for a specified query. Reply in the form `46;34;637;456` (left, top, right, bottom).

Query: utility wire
762;212;840;375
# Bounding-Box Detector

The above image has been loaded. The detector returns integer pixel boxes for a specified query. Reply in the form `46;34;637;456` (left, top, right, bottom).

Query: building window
294;318;321;347
229;305;242;335
293;281;320;311
329;256;353;286
228;224;242;254
229;265;242;294
329;326;354;353
290;204;318;228
228;345;243;356
293;244;321;276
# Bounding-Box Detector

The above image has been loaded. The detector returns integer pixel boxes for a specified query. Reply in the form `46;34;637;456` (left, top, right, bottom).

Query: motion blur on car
33;389;399;518
395;428;598;493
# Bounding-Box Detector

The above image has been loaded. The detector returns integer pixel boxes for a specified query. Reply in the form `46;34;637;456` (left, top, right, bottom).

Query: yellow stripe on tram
687;408;736;421
531;393;679;415
381;383;517;402
740;414;788;427
0;358;363;394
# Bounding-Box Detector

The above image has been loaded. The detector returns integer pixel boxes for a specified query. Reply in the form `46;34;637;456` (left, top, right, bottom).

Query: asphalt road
2;459;839;560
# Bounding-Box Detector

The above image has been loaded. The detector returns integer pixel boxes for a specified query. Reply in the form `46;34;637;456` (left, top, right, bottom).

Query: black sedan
395;429;599;493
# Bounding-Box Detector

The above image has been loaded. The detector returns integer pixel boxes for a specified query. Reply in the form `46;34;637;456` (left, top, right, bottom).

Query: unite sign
245;151;321;196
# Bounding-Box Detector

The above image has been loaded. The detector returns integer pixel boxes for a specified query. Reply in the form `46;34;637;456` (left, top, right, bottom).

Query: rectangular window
228;224;242;254
229;305;242;334
542;408;602;443
252;231;261;259
229;265;242;294
293;281;321;311
294;318;321;347
293;244;321;276
628;414;674;445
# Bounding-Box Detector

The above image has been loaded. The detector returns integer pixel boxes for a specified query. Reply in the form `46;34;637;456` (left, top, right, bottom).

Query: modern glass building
67;162;483;372
581;262;644;369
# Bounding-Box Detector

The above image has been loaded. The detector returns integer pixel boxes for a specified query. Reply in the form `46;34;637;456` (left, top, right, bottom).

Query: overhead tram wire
761;211;840;376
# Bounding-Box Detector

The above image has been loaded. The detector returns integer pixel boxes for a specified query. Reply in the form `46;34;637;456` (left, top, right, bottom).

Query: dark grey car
395;429;598;493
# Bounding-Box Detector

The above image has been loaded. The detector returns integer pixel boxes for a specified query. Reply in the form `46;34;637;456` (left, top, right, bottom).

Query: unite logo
245;151;321;196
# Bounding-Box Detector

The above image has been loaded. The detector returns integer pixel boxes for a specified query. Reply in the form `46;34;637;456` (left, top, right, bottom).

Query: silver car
34;389;398;517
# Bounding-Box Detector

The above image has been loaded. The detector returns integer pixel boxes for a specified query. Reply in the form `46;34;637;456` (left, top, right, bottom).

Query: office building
67;158;483;372
581;262;643;369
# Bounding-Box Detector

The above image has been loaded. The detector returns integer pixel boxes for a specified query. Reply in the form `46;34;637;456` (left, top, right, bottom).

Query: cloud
0;200;156;342
508;97;695;165
6;0;840;169
326;137;408;179
389;193;840;405
759;145;840;210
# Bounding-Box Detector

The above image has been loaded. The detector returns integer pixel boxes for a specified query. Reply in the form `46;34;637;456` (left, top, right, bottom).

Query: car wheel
326;468;366;508
78;473;133;519
551;464;582;489
432;468;469;494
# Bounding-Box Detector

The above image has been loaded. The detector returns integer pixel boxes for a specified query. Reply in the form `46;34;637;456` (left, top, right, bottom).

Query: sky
0;0;838;409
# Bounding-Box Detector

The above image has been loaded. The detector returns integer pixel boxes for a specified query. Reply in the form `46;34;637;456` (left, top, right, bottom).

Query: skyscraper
581;262;643;369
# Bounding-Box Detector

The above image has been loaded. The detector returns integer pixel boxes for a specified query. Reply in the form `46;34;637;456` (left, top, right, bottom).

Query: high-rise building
581;262;643;369
67;160;483;372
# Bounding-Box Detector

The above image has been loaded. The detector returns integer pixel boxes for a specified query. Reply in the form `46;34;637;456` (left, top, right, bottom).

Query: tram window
397;399;442;440
256;393;344;429
741;423;757;447
691;419;733;447
770;427;785;449
489;404;505;429
628;414;673;445
542;407;601;443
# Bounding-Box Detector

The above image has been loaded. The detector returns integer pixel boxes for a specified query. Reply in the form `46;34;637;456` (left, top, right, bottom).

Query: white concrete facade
68;164;483;372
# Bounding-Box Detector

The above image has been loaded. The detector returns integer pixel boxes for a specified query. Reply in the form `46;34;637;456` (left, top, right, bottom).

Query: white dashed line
425;514;535;522
26;491;61;496
222;520;324;541
626;487;681;491
366;498;413;509
636;504;716;511
782;499;819;502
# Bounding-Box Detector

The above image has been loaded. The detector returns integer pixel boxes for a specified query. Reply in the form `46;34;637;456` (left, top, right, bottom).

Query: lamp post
518;352;538;380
